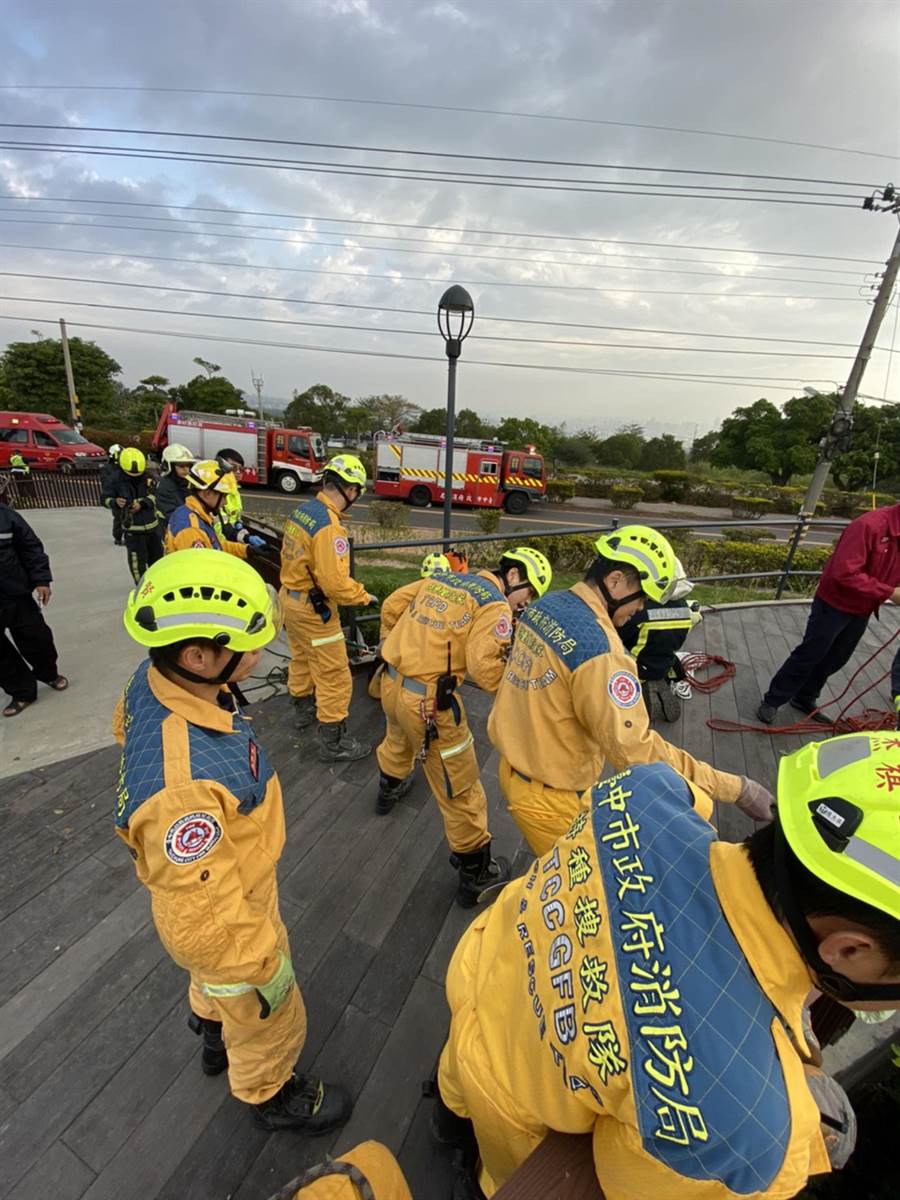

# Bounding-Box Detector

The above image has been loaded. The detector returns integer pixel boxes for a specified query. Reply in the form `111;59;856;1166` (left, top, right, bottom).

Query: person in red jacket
758;503;900;724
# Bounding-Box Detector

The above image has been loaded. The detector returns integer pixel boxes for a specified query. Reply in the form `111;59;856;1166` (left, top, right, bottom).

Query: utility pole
250;367;264;422
59;318;82;431
776;191;899;598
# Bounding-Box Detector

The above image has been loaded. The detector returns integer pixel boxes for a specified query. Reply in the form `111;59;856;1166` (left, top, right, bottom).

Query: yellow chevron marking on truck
388;442;402;459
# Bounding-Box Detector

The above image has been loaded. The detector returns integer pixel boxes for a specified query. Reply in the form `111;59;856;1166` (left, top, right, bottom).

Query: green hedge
731;495;776;517
546;479;576;503
609;485;643;508
683;539;830;590
653;470;691;502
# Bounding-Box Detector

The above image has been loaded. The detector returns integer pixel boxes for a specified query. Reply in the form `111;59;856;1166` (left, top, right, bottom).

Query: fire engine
151;404;326;493
374;432;546;514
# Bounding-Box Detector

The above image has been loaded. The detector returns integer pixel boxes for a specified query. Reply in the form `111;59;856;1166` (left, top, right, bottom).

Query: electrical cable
1;193;880;264
0;270;875;349
0;292;858;360
1;84;893;163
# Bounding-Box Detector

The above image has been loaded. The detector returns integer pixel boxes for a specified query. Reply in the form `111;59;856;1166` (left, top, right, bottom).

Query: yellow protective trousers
375;671;490;854
438;919;545;1196
288;1141;413;1199
497;756;585;857
187;871;307;1105
282;588;352;723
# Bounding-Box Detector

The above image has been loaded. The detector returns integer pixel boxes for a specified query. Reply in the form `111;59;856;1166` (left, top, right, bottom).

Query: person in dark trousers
101;447;164;584
154;443;195;525
0;488;68;717
758;502;900;724
100;444;124;544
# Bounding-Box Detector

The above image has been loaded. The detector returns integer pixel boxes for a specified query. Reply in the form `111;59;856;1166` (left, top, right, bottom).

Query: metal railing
1;468;102;509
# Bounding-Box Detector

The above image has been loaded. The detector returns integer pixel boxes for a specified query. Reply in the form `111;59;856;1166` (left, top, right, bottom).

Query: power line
0;241;874;303
0;293;856;360
1;270;872;348
0;203;869;279
0;122;878;188
0;84;893;163
0;312;817;391
0;141;861;207
0;193;879;265
0;215;866;288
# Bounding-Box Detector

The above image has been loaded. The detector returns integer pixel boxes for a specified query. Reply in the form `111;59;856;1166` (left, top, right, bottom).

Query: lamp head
438;285;475;358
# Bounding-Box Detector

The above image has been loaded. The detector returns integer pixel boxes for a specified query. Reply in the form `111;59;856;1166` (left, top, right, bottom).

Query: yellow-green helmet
124;549;281;650
421;552;451;578
501;546;552;598
119;447;146;476
777;733;900;921
594;525;676;603
187;459;237;494
324;453;366;491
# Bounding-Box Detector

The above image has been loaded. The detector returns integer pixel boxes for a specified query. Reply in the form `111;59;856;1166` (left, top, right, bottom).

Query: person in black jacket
154;443;195;525
0;488;68;717
101;447;163;583
100;444;124;545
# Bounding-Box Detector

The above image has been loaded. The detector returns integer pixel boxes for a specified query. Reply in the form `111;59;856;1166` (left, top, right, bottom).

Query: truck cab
0;411;107;472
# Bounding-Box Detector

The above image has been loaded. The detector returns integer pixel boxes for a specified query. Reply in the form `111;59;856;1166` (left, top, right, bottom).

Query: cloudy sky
1;0;898;437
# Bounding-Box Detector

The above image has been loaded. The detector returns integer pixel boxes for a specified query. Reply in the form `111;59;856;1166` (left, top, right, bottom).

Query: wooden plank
309;1002;391;1102
0;819;110;923
333;975;449;1157
0;860;138;1006
0;854;108;957
397;1095;461;1200
0;954;184;1194
0;924;167;1102
4;1140;96;1200
295;933;378;1069
0;887;150;1064
152;1088;270;1200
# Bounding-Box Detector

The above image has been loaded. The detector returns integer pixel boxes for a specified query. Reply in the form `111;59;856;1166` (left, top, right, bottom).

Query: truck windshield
53;429;88;445
288;435;309;458
523;456;543;479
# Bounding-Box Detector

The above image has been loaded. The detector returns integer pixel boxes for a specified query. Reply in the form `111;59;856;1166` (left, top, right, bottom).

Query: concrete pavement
0;507;290;780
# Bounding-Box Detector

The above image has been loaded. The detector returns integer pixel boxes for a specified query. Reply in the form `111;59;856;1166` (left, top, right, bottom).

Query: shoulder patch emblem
608;670;641;709
164;812;222;865
333;535;349;556
494;615;512;639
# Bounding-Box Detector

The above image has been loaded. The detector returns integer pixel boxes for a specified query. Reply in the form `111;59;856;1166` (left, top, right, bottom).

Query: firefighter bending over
375;547;552;908
165;460;249;558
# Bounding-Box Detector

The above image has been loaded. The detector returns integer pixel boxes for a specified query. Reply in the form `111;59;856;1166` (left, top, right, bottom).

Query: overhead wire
0;241;876;303
1;84;894;162
0;193;880;265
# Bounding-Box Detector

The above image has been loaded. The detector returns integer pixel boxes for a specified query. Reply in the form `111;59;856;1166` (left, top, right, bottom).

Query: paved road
243;490;843;546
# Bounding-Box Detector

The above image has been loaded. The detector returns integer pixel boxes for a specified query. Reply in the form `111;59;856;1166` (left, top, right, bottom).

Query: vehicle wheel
504;491;528;515
58;460;74;474
277;472;299;494
409;485;431;508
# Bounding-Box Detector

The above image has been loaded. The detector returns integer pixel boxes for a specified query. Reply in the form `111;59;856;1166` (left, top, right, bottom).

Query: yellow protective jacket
113;660;284;990
280;491;368;605
442;761;831;1199
288;1141;412;1199
379;578;426;641
488;582;741;801
164;494;248;558
380;569;513;689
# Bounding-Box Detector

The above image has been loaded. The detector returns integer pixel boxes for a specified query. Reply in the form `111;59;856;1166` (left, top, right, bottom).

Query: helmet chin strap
168;650;245;687
773;822;900;1004
327;476;357;509
597;576;645;617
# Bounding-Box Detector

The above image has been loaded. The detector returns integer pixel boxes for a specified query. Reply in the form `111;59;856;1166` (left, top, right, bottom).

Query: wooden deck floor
1;602;897;1200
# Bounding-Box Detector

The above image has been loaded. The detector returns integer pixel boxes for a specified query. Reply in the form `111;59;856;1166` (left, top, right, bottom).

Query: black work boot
252;1073;352;1134
316;721;370;762
656;681;682;724
291;693;316;729
376;771;414;815
187;1013;228;1076
454;843;511;910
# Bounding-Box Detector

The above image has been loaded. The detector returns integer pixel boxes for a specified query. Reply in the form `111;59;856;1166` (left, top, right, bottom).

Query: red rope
707;627;899;735
680;652;737;694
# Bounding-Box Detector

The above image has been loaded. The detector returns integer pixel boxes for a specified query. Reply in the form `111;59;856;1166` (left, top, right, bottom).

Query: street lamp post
437;285;475;547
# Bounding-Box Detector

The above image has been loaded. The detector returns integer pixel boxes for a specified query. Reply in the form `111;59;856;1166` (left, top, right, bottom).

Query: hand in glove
255;951;296;1019
247;535;266;548
735;776;775;823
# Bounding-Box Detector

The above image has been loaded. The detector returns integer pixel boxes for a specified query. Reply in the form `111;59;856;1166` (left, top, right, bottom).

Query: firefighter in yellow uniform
375;547;552;907
164;460;249;558
280;454;375;761
438;734;898;1198
368;552;451;701
488;526;773;855
116;550;351;1133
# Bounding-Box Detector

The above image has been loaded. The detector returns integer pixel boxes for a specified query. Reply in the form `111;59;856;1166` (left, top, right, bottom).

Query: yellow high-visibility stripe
311;630;345;648
440;733;474;760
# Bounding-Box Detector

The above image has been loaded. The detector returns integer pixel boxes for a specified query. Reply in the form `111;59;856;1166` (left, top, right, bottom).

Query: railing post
775;513;809;599
347;535;360;653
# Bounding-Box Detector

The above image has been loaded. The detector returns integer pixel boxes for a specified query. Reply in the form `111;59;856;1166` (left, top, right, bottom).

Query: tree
595;430;644;469
140;375;170;391
495;417;553;453
0;335;123;425
689;429;720;463
193;357;221;379
831;403;900;492
284;384;352;441
411;407;447;436
710;394;833;485
640;434;686;471
554;435;593;468
169;373;244;417
357;393;421;432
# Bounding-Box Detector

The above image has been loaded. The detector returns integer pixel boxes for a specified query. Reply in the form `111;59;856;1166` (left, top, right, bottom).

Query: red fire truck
374;432;546;514
152;404;326;494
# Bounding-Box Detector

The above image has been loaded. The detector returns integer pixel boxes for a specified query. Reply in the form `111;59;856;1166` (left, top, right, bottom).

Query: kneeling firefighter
375;547;552;908
116;550;351;1133
279;454;376;762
